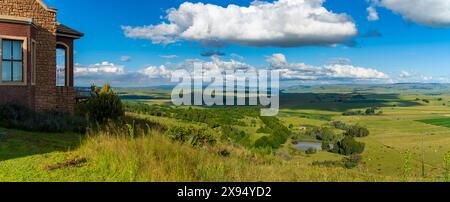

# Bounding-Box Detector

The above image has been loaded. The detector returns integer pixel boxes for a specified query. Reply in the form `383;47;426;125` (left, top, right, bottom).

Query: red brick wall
0;0;76;114
0;22;35;108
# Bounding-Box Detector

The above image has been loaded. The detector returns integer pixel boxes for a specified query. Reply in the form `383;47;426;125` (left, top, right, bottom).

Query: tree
365;107;376;115
345;125;370;137
333;136;365;156
85;83;124;123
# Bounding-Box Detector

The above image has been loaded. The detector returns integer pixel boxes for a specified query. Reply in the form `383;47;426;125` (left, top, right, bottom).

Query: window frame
31;39;36;85
2;39;24;82
56;42;70;87
0;35;28;86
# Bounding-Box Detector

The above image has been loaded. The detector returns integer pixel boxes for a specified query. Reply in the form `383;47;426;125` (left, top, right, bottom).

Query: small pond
293;142;323;151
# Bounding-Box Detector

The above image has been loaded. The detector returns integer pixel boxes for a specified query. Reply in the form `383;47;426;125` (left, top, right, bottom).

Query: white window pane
12;41;23;60
2;40;12;60
13;62;22;81
2;61;11;81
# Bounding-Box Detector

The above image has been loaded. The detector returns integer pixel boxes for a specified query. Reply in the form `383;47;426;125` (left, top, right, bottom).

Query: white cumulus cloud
139;65;173;79
75;62;125;75
374;0;450;27
367;6;379;21
122;0;358;47
266;53;389;81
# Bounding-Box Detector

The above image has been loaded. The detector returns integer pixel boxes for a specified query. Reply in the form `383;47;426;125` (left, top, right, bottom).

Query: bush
343;107;380;116
221;126;251;147
322;141;333;151
365;107;376;115
256;127;273;134
332;136;365;156
166;126;216;147
305;127;339;142
84;83;124;123
312;160;342;168
342;110;364;116
305;148;317;155
254;117;291;149
329;121;349;130
343;154;363;169
254;136;276;149
344;125;370;137
0;104;87;133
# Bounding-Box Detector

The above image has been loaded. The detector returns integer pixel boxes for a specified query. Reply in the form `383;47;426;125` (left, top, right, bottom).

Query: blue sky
44;0;450;86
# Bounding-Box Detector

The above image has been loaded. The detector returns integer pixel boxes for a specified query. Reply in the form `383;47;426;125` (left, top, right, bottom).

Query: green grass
418;118;450;128
3;86;450;182
0;128;82;162
0;126;399;182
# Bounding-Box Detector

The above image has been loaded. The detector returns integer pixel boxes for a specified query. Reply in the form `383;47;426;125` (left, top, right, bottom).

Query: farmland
114;84;450;179
1;83;450;181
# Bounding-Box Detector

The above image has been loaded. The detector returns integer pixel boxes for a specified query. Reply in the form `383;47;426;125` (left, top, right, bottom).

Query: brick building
0;0;83;113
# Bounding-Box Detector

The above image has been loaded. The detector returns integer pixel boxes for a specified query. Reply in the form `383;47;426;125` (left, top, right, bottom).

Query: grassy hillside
0;126;396;182
2;84;450;182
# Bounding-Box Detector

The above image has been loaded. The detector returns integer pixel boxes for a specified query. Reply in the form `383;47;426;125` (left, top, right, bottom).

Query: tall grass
77;124;396;182
402;150;413;182
444;151;450;182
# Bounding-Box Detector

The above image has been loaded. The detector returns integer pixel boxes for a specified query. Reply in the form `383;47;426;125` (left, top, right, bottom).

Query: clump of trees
317;121;368;159
221;126;251;147
329;121;349;130
255;117;291;149
166;126;216;147
125;102;259;128
304;127;340;142
344;125;370;137
342;107;383;116
331;136;365;156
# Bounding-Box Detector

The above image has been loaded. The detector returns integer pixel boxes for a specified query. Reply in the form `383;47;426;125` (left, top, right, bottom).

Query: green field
1;84;450;182
418;118;450;128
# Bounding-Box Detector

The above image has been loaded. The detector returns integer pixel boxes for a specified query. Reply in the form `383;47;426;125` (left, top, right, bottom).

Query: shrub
365;107;376;115
256;127;273;134
332;136;365;156
254;136;275;149
305;127;339;142
254;117;291;149
343;154;362;169
329;121;349;130
221;126;251;147
344;125;370;137
166;126;216;147
322;141;333;151
84;83;124;123
0;104;87;133
305;148;317;155
342;110;363;116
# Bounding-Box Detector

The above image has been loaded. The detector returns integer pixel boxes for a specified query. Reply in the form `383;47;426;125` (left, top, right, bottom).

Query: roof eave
56;32;84;39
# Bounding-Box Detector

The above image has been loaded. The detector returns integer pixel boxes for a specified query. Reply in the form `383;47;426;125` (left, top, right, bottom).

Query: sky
44;0;450;87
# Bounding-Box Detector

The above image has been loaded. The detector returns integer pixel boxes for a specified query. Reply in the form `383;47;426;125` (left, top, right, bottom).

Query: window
56;47;67;86
2;39;23;82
